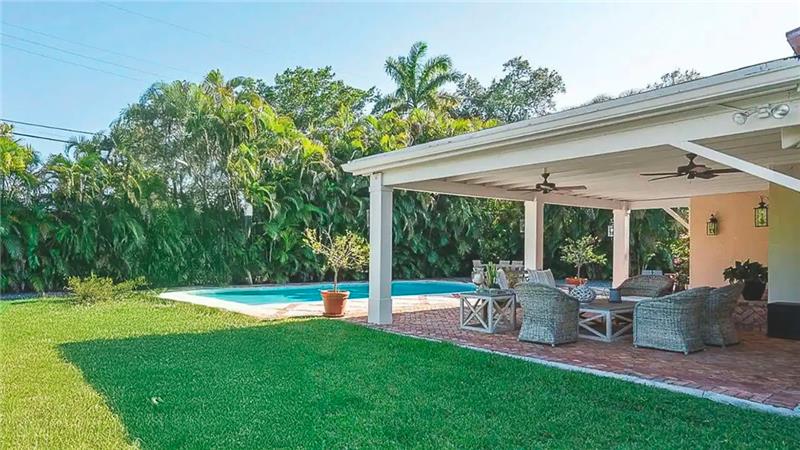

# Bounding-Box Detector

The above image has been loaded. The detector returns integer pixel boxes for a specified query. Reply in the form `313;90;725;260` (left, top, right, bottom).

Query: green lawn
1;297;798;449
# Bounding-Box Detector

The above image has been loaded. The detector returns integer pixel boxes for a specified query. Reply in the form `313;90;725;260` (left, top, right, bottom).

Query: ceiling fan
640;153;741;181
510;170;587;194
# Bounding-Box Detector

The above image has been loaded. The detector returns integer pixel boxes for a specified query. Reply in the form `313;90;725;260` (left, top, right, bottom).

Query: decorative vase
742;281;766;301
572;284;596;304
320;290;350;317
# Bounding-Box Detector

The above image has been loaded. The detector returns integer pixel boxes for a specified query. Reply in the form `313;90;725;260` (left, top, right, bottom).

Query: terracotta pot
321;290;350;317
565;277;587;286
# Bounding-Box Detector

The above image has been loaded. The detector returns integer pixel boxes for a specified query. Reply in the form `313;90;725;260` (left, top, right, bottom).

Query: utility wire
0;119;97;135
99;1;269;56
12;132;74;144
1;21;195;77
2;33;166;78
2;43;142;81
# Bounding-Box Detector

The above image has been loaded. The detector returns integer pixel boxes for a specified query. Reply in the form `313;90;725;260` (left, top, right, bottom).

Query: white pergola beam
628;198;690;209
662;207;689;230
672;141;800;193
368;173;393;325
524;199;544;270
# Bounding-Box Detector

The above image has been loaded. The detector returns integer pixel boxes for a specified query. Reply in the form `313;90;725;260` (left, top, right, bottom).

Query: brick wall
733;300;767;334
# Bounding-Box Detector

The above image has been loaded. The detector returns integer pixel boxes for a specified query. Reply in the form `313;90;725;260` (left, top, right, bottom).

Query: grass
1;296;798;449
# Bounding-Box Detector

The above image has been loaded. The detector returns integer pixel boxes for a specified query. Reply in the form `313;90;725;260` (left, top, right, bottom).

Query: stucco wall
768;165;800;303
689;191;768;288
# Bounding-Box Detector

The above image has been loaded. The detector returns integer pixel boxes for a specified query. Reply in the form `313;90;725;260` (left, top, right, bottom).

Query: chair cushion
527;269;556;287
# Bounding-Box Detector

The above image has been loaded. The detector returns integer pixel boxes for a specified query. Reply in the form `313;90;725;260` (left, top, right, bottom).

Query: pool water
191;280;475;305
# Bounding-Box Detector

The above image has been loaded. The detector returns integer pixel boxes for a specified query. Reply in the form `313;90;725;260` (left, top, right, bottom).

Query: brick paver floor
350;305;800;412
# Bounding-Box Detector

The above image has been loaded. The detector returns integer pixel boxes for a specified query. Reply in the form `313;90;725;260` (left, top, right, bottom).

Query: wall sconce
754;197;768;228
706;214;719;236
607;224;614;238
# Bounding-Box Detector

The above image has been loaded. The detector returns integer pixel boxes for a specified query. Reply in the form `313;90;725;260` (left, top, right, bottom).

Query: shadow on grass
61;319;800;449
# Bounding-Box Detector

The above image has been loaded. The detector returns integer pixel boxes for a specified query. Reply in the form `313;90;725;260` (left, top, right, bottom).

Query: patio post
368;173;393;324
524;199;544;270
612;207;631;287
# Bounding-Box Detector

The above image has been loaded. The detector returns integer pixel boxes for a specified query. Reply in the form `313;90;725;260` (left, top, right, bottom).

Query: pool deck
158;289;461;319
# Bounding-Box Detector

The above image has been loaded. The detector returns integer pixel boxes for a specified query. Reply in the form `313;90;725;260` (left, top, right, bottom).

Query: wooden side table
459;290;516;333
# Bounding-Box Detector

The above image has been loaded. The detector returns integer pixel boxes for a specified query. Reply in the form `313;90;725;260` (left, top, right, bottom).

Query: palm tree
375;42;460;114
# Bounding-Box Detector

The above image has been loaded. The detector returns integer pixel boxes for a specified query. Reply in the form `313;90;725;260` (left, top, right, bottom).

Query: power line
1;21;195;77
2;33;166;78
99;1;269;56
12;132;74;144
0;119;97;135
2;43;142;81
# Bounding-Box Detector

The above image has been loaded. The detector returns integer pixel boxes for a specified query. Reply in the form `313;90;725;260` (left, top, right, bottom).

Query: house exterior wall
689;191;769;288
768;165;800;303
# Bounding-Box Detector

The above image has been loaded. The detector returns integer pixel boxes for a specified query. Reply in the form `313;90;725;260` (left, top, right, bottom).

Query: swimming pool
190;280;475;305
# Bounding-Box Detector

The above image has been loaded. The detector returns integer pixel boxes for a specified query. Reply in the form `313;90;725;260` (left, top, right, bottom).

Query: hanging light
706;214;719;236
754;197;768;228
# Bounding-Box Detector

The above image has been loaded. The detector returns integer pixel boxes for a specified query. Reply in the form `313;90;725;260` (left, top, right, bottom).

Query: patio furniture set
460;268;745;355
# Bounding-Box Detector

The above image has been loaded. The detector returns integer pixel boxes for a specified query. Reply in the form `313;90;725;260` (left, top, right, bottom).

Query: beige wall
768;165;800;303
689;191;768;288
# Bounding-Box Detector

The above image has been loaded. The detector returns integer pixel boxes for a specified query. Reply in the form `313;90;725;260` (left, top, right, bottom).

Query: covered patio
342;58;800;413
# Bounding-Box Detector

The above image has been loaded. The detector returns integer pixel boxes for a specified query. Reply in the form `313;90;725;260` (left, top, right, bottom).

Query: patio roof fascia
343;57;800;178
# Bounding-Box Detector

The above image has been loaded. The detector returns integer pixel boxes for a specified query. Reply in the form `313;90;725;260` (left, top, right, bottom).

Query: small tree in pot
560;236;608;286
304;228;369;317
723;259;768;301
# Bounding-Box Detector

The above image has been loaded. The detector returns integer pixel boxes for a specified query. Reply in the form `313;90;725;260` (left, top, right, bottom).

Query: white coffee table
459;290;516;333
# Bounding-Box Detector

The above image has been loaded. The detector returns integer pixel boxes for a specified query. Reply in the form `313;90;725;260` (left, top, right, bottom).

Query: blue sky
2;1;798;156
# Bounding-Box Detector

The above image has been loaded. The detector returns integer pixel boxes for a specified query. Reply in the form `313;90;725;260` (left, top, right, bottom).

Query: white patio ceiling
407;129;792;203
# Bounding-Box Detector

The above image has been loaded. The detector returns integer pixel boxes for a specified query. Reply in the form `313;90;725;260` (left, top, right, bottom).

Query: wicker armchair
703;283;744;347
516;282;579;346
633;287;712;354
618;275;675;298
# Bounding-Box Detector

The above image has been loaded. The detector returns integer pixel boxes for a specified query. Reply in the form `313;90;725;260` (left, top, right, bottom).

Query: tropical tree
374;41;460;114
456;57;565;123
260;66;376;132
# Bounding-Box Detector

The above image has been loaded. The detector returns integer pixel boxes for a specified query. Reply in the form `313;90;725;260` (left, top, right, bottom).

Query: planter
321;290;350;317
565;277;587;286
742;281;766;301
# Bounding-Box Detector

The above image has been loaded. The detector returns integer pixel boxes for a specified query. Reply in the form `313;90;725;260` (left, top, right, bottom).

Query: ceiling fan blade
694;172;718;179
649;174;683;181
553;185;587;191
706;168;741;174
507;187;540;192
640;172;678;176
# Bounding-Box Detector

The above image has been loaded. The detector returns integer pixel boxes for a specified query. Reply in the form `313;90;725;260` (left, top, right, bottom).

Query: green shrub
66;275;147;305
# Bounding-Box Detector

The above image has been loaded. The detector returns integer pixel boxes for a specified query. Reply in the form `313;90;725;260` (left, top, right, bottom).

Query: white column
524;199;544;270
369;173;393;324
612;207;631;287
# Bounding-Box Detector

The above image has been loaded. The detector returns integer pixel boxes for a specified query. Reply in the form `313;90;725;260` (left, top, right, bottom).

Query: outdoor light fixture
754;197;769;228
732;103;790;125
607;223;614;238
706;214;719;236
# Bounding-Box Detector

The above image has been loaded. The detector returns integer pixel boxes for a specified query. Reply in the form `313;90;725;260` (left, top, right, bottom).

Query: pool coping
159;283;467;320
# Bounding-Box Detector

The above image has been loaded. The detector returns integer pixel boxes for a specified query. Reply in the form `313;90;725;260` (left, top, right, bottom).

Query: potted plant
304;228;369;317
723;259;768;301
560;236;608;286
